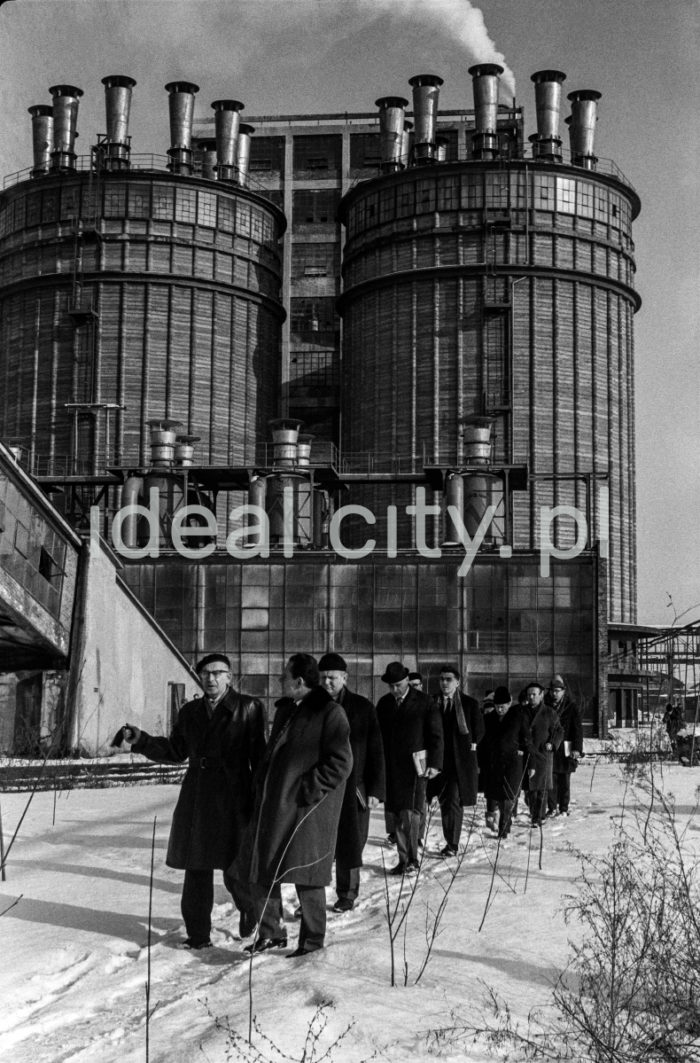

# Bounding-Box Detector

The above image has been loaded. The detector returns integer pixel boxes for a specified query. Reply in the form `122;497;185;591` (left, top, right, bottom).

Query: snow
1;757;698;1062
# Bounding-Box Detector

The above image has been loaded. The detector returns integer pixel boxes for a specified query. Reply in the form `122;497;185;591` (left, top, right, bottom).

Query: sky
1;754;694;1061
0;0;698;625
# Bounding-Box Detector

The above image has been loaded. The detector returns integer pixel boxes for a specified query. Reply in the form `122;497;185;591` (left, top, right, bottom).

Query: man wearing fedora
318;653;385;912
546;674;583;817
376;661;443;874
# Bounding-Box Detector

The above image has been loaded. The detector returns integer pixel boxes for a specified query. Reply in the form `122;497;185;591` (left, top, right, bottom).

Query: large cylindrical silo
338;107;641;622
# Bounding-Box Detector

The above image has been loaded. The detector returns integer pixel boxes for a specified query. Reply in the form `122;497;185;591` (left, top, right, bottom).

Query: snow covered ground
1;756;698;1062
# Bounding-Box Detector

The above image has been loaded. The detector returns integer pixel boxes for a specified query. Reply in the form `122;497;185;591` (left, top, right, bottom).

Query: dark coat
376;687;443;813
335;687;385;868
428;691;484;807
525;702;564;789
133;687;266;870
232;686;352;888
550;695;584;774
479;705;535;802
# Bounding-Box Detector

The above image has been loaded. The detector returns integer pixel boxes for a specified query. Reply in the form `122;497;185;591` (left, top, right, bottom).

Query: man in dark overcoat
318;652;385;912
478;686;535;839
523;680;564;826
428;664;484;856
546;674;583;816
376;661;443;874
231;653;352;957
124;652;266;949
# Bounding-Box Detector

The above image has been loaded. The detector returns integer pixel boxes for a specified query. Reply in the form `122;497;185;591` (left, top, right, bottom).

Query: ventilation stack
102;75;136;171
166;81;199;175
236;123;255;186
530;70;566;162
49;85;83;171
568;89;601;169
468;64;503;160
408;74;443;163
375;96;408;172
28;104;53;176
211;99;244;182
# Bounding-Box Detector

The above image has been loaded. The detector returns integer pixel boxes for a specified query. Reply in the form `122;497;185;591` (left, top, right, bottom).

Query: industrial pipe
211;99;244;182
165;81;199;174
28;104;53;176
567;89;601;169
375;95;408;172
48;84;83;170
530;70;566;161
468;64;503;160
236;123;255;186
102;75;136;170
408;73;443;163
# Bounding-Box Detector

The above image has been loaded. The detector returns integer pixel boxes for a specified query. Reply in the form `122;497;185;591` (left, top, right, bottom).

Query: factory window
437;176;460;211
26;193;41;228
218;197;235;232
415;179;435;213
175;187;196;224
128;184;151;219
289;349;338;387
556;177;576;214
290;297;337;336
60;187;80;220
463;175;483;209
104;186;126;218
397;184;415;217
292;189;340;226
197;191;217;228
42;190;59;223
509;171;526;207
249;136;285;173
152;186;174;221
578;181;594;218
594;186;608;222
349;132;381;171
485;173;508;209
291;243;338;277
236;202;251;236
293;134;341;176
38;544;62;587
250;208;264;242
379;188;395;222
535;175;554;210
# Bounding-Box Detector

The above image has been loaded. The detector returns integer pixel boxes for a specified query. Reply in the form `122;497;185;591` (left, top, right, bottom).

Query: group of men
124;654;583;958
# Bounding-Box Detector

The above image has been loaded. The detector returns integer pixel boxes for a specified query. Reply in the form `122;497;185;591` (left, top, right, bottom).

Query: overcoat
428;691;484;807
478;705;535;802
376;687;443;812
133;687;266;870
232;686;352;888
525;703;564;789
550;696;584;775
335;688;386;868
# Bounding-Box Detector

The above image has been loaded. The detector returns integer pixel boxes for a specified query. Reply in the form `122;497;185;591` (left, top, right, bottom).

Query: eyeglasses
200;670;230;678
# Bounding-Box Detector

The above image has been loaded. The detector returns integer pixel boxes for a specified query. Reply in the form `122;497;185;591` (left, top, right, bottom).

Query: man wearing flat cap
319;653;385;911
523;680;564;827
546;674;583;817
124;653;266;949
376;661;443;874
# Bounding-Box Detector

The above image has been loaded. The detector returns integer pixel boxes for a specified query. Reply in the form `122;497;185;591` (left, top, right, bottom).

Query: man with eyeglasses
124;652;266;950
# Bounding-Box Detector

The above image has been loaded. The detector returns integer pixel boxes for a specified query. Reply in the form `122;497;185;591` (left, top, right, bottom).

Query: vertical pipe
196;138;218;180
48;84;83;170
401;119;413;168
443;473;465;545
211;99;244;181
568;89;601;169
28;105;53;176
375;96;408;172
530;70;566;161
102;75;136;170
468;64;503;160
408;74;443;163
236;123;255;186
165;81;199;175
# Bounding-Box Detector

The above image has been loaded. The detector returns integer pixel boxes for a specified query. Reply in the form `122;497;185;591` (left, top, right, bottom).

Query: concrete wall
67;536;199;755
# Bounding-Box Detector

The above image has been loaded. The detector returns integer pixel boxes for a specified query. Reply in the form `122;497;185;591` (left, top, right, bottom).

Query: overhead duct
375;95;408;172
468;64;503;160
211;99;244;182
101;75;136;171
567;89;601;169
48;84;83;171
28;104;53;176
236;123;255;186
165;81;199;175
530;70;566;162
408;73;443;163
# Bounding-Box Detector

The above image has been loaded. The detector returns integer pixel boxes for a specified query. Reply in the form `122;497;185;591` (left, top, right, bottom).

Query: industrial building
0;65;650;751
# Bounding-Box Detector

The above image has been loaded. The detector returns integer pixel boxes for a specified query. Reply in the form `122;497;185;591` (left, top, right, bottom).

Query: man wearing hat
319;653;385;911
546;674;583;816
124;653;266;949
429;665;484;856
376;662;443;874
523;680;564;827
478;687;536;839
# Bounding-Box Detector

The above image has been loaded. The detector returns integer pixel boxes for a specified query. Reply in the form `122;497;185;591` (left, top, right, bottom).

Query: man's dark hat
525;680;545;692
196;652;231;674
493;686;511;705
318;652;347;672
381;661;410;684
408;671;422;682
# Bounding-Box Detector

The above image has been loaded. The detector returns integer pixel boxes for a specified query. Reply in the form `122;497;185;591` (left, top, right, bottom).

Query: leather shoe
387;862;407;876
440;844;458;857
244;936;287;954
286;946;313;958
333;898;354;912
183;937;212;950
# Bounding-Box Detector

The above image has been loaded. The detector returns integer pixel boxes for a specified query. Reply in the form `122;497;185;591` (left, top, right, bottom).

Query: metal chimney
567;89;601;169
165;81;199;175
468;64;503;160
375;96;408;172
28;104;53;176
211;99;244;182
196;138;218;180
102;75;136;171
147;418;182;467
236;123;255;186
401;119;413;168
174;434;200;466
269;418;303;468
435;136;449;163
48;85;83;171
408;74;443;163
530;70;566;162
